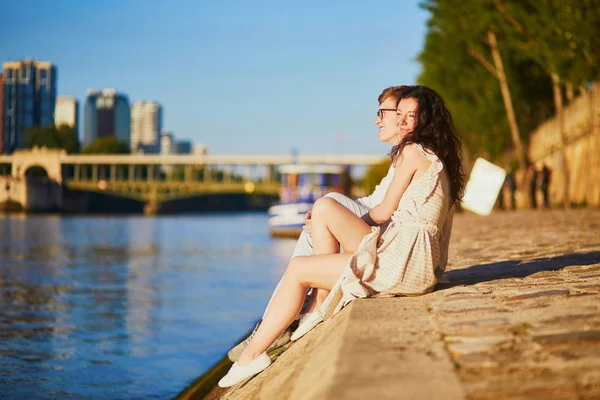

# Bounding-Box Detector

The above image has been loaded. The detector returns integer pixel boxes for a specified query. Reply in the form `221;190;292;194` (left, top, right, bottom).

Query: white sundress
317;144;455;321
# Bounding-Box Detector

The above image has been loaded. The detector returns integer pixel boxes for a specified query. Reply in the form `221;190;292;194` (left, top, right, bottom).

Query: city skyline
0;60;193;154
1;1;428;155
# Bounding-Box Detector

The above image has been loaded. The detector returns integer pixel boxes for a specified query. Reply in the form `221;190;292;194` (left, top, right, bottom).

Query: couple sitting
219;85;466;387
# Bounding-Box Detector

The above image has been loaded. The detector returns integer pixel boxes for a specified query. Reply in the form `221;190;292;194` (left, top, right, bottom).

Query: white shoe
297;311;315;326
291;312;323;341
218;352;272;388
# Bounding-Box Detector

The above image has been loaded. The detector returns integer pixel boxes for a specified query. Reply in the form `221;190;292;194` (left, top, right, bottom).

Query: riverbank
178;208;600;399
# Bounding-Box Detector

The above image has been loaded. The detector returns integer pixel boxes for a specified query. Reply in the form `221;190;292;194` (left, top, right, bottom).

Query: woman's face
375;97;400;144
396;97;418;140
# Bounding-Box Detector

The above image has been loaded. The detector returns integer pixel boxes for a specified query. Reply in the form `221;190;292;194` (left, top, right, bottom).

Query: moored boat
268;164;347;238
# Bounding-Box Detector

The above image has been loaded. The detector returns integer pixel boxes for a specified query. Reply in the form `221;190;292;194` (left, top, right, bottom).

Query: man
540;164;551;208
227;86;404;361
529;164;539;209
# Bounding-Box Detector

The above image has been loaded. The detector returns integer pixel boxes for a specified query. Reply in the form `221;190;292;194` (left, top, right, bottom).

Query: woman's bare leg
311;197;372;254
237;253;351;365
234;198;373;365
262;193;370;319
304;197;372;313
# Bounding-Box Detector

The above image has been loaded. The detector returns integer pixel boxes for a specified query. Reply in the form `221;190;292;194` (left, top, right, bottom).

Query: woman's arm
367;144;422;224
355;164;394;209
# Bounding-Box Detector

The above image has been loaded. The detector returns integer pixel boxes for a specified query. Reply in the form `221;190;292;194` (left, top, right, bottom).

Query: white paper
461;158;507;216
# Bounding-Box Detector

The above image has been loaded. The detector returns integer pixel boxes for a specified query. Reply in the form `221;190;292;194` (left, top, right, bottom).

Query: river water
0;213;295;399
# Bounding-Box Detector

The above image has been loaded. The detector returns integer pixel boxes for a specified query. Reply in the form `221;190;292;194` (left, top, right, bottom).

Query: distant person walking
505;170;517;210
529;164;539;209
540;164;552;208
498;168;517;211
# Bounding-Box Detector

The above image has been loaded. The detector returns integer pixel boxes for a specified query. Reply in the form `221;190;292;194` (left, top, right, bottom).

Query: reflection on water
0;213;296;399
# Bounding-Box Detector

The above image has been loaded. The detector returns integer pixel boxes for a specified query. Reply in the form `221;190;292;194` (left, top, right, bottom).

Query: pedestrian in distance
540;164;552;209
529;164;539;209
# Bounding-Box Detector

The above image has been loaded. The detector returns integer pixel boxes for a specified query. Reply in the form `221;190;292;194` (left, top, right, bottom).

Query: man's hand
302;210;312;233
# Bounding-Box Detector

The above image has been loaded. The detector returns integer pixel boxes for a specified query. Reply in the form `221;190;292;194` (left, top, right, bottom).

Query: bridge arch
24;165;49;178
11;147;65;182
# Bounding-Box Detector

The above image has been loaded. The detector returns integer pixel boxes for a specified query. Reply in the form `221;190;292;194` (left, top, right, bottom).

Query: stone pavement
188;209;600;399
436;208;600;399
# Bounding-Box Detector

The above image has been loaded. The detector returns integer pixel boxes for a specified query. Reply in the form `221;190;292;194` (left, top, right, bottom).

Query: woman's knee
312;197;338;218
285;257;311;288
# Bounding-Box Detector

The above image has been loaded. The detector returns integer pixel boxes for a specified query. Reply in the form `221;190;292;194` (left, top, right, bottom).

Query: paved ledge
180;209;600;399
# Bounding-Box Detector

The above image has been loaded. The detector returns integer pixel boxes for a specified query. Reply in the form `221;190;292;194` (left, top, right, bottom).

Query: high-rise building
130;101;162;153
159;129;174;155
2;60;57;153
158;129;194;155
175;140;192;154
159;130;175;175
0;72;3;154
55;95;78;132
83;89;130;147
192;143;208;156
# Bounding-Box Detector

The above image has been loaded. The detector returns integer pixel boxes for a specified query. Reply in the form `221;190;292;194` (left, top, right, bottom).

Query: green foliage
362;158;392;195
82;136;130;154
25;124;80;153
496;0;600;86
417;0;600;162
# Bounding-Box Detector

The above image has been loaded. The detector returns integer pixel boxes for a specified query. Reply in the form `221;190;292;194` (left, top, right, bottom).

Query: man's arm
355;164;395;209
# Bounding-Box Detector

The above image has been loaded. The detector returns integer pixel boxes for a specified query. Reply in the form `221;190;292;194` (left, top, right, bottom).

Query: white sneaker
218;352;272;388
290;312;323;341
227;323;292;362
297;311;314;326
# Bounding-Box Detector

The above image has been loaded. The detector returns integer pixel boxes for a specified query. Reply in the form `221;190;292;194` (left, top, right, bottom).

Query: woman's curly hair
390;85;466;206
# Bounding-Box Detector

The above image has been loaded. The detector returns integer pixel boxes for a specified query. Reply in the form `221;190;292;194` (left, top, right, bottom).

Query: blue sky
1;0;429;155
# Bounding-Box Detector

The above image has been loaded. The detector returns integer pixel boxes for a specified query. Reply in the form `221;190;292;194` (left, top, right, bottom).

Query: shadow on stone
442;251;600;286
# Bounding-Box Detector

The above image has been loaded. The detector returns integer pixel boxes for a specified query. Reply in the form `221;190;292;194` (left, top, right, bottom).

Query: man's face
375;97;399;144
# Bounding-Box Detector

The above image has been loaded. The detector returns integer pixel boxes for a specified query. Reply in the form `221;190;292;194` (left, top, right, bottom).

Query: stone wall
0;177;63;211
0;177;27;211
527;82;600;206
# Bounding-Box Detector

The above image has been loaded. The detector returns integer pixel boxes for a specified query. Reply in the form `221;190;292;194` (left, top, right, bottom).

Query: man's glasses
377;109;396;119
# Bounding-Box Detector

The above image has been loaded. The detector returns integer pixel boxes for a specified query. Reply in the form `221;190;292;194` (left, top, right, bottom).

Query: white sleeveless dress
317;144;455;321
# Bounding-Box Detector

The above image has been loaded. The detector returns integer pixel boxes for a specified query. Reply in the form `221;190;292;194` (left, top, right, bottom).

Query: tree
420;0;529;171
57;125;80;154
82;136;130;154
432;0;600;206
417;0;600;207
487;0;600;206
25;124;80;153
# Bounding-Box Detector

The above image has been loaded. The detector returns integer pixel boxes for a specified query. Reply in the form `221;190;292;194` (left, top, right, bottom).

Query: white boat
268;164;348;238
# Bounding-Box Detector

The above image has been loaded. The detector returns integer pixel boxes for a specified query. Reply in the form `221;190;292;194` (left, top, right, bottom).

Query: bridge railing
57;154;385;166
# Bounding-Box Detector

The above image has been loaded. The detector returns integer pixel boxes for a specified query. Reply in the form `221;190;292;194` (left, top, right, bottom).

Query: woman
219;85;466;387
226;86;406;364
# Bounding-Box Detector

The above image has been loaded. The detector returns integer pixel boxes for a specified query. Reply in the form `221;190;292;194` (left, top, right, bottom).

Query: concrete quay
185;208;600;400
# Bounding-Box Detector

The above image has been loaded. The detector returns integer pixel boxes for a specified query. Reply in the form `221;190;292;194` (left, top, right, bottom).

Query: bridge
0;148;385;213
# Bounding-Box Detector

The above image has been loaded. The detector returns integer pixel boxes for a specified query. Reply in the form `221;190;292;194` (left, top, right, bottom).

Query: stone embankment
179;208;600;399
525;82;599;207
